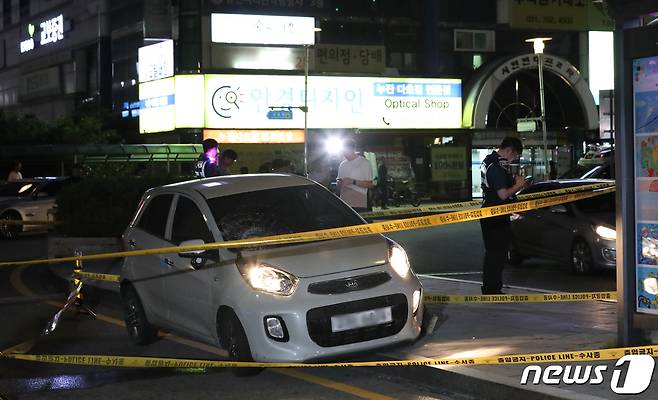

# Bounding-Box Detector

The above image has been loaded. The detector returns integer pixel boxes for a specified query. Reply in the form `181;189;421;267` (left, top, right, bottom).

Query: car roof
15;177;69;183
523;178;614;192
160;174;315;199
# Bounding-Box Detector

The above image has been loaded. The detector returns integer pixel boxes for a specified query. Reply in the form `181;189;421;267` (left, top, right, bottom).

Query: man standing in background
336;139;373;212
194;139;220;178
7;161;23;182
377;158;389;209
218;149;238;176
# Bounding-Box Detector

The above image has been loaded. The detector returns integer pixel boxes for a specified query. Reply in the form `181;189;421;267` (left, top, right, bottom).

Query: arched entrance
463;53;598;131
463;54;599;197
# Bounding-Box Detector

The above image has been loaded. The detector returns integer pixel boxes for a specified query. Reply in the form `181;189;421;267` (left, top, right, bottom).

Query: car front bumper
593;237;616;269
230;266;424;363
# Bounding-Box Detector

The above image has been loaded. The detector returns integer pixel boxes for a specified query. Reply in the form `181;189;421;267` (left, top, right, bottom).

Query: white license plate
330;307;393;333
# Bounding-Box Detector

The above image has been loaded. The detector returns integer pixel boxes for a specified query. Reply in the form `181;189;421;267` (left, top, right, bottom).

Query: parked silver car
0;178;68;239
120;174;424;367
508;179;616;274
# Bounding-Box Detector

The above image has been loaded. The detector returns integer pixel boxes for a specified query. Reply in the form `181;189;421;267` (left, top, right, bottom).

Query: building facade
0;0;111;119
0;0;615;200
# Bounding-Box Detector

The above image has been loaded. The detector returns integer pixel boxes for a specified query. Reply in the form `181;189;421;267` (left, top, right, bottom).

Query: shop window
389;52;417;72
454;29;495;52
61;62;75;94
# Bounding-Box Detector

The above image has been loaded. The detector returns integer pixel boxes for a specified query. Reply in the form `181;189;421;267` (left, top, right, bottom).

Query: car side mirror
178;239;206;258
178;239;220;262
550;205;568;214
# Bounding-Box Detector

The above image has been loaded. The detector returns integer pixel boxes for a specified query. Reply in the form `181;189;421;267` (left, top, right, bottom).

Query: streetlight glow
525;37;551;54
526;37;552;179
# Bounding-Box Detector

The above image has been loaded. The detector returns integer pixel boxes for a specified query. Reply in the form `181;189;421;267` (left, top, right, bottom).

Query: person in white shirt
7;161;23;182
336;139;373;211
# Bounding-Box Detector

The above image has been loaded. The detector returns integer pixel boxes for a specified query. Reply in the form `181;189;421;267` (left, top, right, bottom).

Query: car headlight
238;263;298;296
595;225;616;240
389;243;410;278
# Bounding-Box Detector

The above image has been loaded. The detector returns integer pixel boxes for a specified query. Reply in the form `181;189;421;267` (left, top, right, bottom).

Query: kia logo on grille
345;279;359;289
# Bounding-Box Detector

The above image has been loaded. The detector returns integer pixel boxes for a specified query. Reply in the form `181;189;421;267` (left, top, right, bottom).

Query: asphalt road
0;220;615;399
388;220;616;293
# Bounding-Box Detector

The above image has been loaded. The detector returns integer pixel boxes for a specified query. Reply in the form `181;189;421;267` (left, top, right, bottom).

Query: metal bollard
73;250;83;307
72;249;96;319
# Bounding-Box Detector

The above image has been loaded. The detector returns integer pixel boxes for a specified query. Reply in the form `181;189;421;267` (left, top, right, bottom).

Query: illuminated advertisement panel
633;56;658;315
138;40;174;83
204;75;462;130
211;13;315;45
139;75;462;133
203;129;305;143
138;77;175;133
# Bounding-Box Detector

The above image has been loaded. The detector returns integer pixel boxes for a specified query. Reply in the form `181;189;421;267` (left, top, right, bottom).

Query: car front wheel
220;311;262;376
571;239;594;275
121;284;158;345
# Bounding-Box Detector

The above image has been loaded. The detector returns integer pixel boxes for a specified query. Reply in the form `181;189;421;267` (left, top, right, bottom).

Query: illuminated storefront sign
501;0;613;31
20;14;65;54
203;75;461;130
211;13;315;45
138;77;175;133
138;40;174;83
204;129;305;143
139;74;462;133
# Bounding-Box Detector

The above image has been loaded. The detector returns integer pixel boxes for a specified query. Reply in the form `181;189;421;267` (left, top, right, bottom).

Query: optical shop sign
19;14;68;54
204;75;462;129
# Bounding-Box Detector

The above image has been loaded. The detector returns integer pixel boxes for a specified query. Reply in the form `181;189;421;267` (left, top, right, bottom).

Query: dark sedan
508;179;616;274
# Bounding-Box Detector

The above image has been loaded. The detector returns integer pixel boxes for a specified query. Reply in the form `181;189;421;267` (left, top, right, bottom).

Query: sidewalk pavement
48;260;655;400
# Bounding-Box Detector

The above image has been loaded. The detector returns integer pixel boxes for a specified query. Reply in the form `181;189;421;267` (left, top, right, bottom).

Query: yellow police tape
423;291;617;304
359;182;614;219
72;270;619;304
1;344;655;368
0;186;615;268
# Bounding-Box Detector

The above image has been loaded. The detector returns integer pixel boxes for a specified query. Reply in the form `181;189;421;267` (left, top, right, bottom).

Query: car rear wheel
0;212;22;239
219;311;262;377
121;284;158;345
571;239;594;275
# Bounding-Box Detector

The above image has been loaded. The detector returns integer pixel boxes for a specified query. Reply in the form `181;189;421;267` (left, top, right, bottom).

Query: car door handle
164;258;175;267
128;239;137;248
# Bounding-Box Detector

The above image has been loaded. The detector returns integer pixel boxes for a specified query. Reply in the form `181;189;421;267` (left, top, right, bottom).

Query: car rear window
138;194;173;238
206;185;364;242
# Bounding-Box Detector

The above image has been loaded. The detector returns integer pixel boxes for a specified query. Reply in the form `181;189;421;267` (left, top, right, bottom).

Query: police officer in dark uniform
194;138;221;178
480;137;526;294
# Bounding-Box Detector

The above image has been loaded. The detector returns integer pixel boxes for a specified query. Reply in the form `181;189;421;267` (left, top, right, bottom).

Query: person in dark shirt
218;149;238;176
480;137;526;294
194;138;220;178
549;160;558;180
377;159;389;209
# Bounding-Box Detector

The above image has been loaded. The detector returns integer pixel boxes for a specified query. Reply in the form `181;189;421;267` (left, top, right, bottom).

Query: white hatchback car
120;174;424;365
